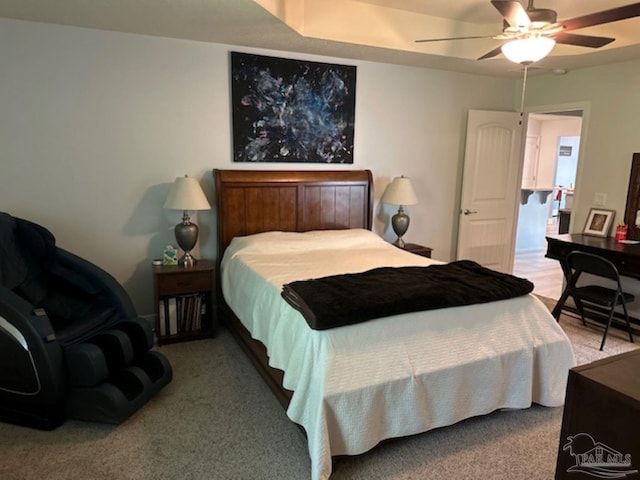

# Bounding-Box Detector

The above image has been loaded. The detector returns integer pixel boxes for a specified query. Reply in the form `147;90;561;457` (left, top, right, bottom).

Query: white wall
524;59;640;234
0;19;519;315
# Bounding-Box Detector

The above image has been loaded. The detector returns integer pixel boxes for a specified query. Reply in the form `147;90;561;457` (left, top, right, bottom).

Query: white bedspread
221;229;576;480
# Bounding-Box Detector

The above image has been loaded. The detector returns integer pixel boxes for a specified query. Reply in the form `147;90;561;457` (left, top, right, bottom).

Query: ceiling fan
416;1;640;63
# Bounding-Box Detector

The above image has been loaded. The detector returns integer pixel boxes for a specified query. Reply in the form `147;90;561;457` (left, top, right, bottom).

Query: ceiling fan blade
553;32;615;48
491;0;531;27
477;45;505;60
560;3;640;32
416;35;495;43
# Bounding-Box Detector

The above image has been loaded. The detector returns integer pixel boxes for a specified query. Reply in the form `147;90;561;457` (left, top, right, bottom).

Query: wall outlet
594;192;607;206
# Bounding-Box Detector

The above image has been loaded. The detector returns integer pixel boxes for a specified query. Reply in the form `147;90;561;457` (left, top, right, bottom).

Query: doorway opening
513;109;584;300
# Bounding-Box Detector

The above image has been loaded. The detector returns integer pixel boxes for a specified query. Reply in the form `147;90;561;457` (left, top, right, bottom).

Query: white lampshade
382;176;418;206
501;36;556;65
164;175;211;211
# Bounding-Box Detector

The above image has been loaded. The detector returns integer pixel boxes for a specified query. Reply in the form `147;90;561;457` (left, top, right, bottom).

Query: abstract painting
230;52;357;163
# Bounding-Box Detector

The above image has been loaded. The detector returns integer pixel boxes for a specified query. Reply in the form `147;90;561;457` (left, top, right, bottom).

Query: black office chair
553;250;635;351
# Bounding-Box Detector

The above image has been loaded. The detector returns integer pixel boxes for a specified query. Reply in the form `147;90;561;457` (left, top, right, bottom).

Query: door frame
519;101;591;240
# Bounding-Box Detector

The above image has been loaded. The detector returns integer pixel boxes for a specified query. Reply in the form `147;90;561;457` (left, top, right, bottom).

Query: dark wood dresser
555;349;640;479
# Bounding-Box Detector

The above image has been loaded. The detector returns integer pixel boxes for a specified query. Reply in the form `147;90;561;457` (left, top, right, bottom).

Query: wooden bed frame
213;169;374;408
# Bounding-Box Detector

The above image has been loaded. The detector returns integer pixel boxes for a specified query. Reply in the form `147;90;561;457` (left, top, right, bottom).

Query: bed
213;169;576;480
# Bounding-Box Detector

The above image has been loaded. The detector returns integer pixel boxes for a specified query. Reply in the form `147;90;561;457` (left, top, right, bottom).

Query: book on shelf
159;292;207;336
158;299;167;337
168;297;178;335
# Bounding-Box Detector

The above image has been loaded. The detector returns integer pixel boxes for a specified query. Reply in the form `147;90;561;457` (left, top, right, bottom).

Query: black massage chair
0;212;172;429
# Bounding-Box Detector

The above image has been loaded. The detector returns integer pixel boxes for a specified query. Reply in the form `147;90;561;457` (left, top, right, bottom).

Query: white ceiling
1;0;639;77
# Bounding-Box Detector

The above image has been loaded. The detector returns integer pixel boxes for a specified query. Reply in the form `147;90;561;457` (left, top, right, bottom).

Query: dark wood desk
546;234;640;280
546;234;640;328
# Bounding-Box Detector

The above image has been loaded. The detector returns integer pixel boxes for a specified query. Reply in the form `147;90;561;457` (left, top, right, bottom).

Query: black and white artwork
230;52;357;163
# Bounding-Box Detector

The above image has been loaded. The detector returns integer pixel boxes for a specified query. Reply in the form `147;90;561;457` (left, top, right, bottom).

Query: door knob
463;209;478;215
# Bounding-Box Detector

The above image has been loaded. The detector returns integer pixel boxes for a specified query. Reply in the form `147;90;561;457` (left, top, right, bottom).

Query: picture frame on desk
583;208;615;237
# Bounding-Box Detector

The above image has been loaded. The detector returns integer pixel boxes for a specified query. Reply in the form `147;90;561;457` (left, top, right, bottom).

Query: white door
457;110;524;273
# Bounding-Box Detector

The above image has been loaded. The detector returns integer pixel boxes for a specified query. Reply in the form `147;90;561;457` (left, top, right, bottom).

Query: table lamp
163;175;211;268
382;176;418;248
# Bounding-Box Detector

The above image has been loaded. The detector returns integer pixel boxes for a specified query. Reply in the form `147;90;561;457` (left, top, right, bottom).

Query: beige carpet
0;298;636;480
535;295;638;365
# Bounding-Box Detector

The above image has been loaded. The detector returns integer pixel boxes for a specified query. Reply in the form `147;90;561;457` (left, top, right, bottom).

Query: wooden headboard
213;169;374;262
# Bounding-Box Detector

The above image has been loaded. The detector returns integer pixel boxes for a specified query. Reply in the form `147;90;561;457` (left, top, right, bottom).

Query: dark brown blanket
281;260;534;330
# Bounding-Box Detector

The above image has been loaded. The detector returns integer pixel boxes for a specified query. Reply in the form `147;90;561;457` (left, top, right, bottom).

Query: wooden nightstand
397;243;433;258
153;260;216;345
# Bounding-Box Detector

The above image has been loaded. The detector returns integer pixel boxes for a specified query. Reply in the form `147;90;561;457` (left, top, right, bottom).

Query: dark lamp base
391;207;410;249
178;253;196;268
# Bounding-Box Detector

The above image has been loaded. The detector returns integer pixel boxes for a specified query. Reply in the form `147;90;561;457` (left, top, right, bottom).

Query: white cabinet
521;135;540;189
521;134;556;190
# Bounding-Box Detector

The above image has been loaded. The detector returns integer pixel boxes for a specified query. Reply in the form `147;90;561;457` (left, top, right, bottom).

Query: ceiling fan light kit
501;36;556;64
415;1;640;63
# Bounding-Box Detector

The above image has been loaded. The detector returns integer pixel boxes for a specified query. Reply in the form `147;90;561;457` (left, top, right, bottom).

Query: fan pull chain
519;66;528;125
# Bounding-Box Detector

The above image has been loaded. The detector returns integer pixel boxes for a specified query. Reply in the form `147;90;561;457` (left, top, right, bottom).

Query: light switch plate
594;192;607;206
